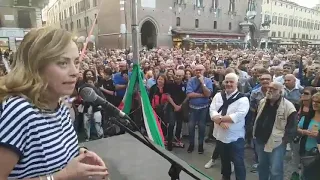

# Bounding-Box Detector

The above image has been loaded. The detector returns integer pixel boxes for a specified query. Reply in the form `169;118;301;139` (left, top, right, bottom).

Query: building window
278;31;281;37
16;0;29;6
307;22;310;29
85;0;90;10
288;33;290;38
77;19;81;28
278;17;282;25
17;10;32;28
311;23;314;29
264;14;271;21
93;0;97;7
84;16;89;27
298;20;302;28
294;20;298;27
228;0;235;13
214;21;217;29
70;21;74;30
176;17;181;26
303;21;306;28
272;16;277;24
195;19;199;28
283;32;285;37
306;35;309;39
69;6;73;16
302;34;305;39
271;31;276;37
283;17;288;26
65;23;68;31
64;9;67;19
212;0;219;9
228;22;232;30
195;0;203;7
293;33;296;38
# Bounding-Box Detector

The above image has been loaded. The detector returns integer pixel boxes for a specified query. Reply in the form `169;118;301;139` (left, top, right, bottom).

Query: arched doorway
141;20;157;49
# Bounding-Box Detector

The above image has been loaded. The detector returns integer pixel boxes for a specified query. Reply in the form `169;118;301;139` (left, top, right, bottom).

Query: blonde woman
0;27;108;179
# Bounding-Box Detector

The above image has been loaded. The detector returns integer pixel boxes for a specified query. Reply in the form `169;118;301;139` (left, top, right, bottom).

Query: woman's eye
58;61;68;66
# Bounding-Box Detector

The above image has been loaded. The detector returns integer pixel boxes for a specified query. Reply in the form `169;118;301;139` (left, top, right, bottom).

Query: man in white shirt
209;73;250;180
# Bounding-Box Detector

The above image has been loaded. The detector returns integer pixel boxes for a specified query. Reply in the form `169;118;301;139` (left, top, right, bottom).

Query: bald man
284;74;303;110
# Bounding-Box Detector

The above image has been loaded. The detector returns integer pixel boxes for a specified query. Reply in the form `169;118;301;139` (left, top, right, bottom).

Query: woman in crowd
0;27;108;179
166;68;175;83
298;92;320;180
181;69;193;138
291;86;317;180
149;74;169;137
80;70;105;141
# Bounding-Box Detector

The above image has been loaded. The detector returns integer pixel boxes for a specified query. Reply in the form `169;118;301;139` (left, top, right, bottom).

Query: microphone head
79;87;97;102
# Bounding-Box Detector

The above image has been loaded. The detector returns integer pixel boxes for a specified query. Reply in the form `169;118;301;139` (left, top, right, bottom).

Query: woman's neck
314;112;320;120
302;100;310;107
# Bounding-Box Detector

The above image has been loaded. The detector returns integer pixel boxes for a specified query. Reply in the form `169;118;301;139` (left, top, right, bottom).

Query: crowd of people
0;26;319;180
70;46;320;180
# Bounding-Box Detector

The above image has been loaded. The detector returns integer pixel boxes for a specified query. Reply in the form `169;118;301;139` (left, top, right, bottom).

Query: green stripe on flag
136;65;164;147
122;64;138;114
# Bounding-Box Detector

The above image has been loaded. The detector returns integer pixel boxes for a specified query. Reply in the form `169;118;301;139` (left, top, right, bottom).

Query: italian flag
118;64;165;147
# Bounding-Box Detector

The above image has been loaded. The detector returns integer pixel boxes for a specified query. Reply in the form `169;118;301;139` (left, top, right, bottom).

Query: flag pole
131;0;139;65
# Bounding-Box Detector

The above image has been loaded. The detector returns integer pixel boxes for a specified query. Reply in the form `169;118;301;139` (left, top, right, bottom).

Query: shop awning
172;29;245;37
183;38;246;45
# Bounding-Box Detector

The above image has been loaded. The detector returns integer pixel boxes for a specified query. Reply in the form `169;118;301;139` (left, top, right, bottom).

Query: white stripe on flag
140;95;154;141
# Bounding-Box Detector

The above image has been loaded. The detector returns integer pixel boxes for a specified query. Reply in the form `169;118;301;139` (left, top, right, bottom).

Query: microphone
79;87;131;123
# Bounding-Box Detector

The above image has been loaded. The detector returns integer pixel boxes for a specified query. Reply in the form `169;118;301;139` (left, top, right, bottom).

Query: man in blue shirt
113;61;131;106
186;64;213;154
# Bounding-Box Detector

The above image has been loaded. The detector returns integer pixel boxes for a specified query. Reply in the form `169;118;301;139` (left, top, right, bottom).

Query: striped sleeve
0;97;32;159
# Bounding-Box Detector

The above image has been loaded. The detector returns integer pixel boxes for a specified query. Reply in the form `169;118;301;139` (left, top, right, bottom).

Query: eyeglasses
267;87;279;91
312;100;320;104
303;92;311;95
260;78;271;81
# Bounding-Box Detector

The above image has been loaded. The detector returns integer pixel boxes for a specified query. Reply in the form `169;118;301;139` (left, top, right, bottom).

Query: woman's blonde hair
0;26;73;109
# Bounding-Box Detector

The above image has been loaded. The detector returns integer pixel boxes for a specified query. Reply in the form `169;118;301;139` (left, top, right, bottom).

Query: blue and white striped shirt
0;96;79;179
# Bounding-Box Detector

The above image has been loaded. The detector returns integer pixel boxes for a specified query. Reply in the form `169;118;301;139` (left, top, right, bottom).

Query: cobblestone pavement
171;139;296;180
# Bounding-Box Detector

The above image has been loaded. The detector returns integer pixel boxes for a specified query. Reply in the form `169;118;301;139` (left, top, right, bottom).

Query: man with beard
166;70;187;151
209;73;249;180
253;82;297;180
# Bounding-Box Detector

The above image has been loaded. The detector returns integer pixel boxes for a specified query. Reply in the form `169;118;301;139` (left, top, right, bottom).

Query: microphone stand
107;116;204;180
